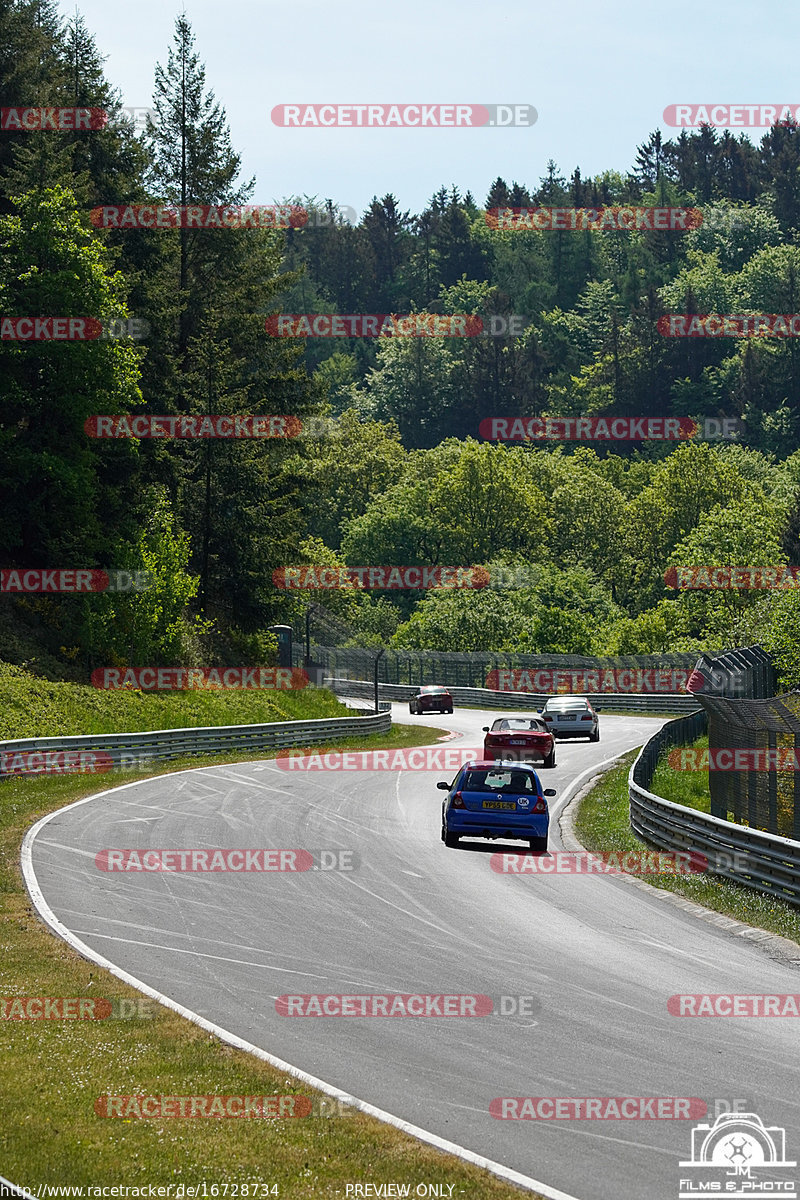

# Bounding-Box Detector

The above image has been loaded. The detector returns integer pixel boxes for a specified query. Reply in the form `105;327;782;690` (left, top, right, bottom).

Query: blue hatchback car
439;759;555;852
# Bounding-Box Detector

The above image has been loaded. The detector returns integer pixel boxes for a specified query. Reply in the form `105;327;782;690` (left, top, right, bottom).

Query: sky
58;0;800;218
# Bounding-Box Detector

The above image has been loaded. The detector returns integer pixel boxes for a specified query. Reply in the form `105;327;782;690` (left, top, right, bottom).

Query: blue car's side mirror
543;788;556;797
436;781;450;790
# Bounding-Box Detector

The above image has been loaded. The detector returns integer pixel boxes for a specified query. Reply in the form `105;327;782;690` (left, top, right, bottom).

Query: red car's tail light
533;798;547;813
452;791;465;808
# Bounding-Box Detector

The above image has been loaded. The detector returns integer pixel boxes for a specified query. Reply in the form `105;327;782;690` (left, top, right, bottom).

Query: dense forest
3;0;800;686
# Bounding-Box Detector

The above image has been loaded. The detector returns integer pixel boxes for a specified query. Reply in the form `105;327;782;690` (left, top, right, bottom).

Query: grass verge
650;734;711;814
574;750;800;944
1;712;545;1198
0;660;349;741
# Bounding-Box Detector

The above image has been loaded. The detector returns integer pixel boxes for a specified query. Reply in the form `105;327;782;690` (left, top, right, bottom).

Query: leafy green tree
547;452;628;582
84;491;209;667
298;410;407;549
343;441;550;569
667;494;787;647
606;599;701;654
616;442;749;611
761;590;800;689
686;203;782;272
0;186;141;562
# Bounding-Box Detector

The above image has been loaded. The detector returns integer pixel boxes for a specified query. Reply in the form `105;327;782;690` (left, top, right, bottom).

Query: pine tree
485;177;510;208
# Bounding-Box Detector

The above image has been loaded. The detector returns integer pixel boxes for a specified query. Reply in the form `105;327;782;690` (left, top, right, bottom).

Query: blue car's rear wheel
529;835;548;852
444;828;460;847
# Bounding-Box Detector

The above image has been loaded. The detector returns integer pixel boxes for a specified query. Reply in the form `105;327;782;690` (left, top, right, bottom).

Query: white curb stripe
21;766;581;1200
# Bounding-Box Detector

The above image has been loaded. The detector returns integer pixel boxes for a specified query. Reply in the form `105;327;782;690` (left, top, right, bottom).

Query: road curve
25;706;800;1200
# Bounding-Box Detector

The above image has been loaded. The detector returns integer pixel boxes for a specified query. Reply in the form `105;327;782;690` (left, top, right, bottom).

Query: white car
541;696;599;741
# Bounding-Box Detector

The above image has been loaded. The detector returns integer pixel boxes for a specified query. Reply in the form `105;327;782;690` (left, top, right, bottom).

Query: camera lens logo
679;1112;796;1198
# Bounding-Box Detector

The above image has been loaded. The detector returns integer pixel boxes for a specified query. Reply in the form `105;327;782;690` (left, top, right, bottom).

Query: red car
482;716;556;768
409;686;454;714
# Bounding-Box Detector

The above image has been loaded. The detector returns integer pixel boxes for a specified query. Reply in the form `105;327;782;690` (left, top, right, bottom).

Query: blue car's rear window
462;769;540;795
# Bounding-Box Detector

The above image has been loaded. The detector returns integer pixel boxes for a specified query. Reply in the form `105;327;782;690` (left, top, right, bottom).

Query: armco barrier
629;711;800;907
328;677;700;714
0;706;392;777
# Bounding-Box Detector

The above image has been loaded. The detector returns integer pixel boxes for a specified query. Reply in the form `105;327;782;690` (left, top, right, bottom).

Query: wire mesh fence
684;647;800;839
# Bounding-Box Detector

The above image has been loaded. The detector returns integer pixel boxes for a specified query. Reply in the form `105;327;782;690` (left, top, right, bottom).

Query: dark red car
482;716;556;768
409;686;454;714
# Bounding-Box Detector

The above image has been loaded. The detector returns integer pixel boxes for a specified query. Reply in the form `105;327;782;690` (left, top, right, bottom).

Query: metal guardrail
629;711;800;907
329;677;701;714
0;706;392;776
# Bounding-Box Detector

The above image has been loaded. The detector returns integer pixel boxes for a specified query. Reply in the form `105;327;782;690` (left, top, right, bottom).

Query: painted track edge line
556;744;800;967
20;780;581;1200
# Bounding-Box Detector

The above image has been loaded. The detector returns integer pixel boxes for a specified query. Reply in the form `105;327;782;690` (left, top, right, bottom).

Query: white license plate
509;738;526;745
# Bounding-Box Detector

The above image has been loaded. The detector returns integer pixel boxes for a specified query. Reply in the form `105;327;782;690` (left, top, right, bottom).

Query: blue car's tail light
532;798;547;813
451;791;465;808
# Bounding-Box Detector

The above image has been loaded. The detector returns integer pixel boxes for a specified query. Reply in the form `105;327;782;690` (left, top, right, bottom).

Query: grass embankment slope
0;662;538;1198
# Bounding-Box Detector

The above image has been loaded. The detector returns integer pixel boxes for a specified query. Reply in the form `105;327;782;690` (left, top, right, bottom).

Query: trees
83;492;208;667
616;443;748;611
342;441;550;569
666;494;787;648
297;410;407;550
0;186;141;563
